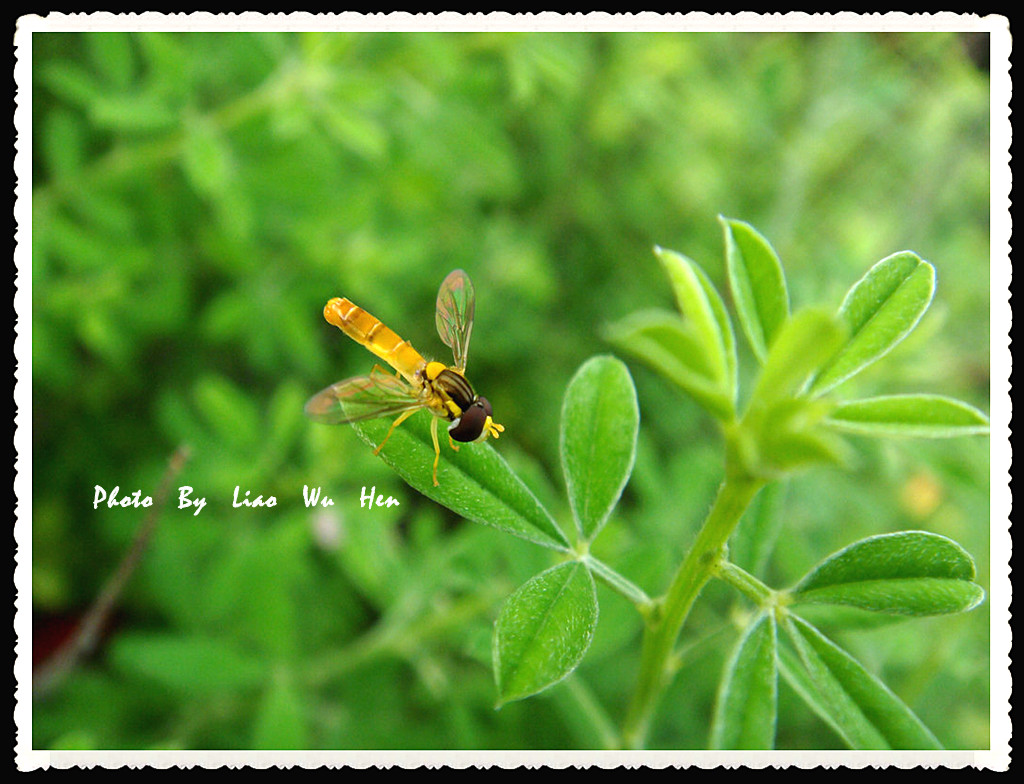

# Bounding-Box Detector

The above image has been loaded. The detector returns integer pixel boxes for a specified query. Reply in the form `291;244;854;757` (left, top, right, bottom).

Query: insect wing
435;269;476;372
304;370;423;425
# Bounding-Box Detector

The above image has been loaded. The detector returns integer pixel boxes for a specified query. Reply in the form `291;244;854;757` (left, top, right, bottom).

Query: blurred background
29;30;991;750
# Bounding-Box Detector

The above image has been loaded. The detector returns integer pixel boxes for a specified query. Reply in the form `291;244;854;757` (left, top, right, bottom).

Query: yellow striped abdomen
324;297;427;383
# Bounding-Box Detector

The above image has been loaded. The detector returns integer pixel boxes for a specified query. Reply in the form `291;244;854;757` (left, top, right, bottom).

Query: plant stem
581;554;654;613
714;560;775;607
621;474;763;749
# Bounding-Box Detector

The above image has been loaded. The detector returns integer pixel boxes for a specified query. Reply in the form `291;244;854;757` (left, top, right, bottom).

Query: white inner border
13;11;1012;771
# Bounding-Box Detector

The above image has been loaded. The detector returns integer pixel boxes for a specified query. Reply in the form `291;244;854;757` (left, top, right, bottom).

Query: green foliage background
30;31;991;750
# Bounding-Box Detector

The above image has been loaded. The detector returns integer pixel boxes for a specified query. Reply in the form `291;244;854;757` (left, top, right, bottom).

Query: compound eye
477;396;493;417
449;400;488;443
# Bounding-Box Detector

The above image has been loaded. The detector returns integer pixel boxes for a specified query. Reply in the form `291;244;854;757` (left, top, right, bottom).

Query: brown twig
33;446;191;699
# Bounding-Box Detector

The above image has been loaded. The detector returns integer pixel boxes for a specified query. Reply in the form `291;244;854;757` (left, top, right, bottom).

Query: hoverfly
305;269;504;486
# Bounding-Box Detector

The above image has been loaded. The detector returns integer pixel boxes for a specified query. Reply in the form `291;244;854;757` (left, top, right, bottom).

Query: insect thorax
422;361;476;420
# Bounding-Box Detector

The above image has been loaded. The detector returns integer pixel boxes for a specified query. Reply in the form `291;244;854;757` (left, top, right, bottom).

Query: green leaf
654;246;731;391
825;395;990;438
749;398;853;477
750;308;847;407
84;33;137;91
252;674;309;750
39;61;104;107
109;632;267;695
560;355;639;542
780;615;942;749
89;93;178;133
183;116;233;197
317;104;388;161
137;32;191;96
776;641;862;746
710;613;778;749
603;310;734;421
194;374;261;453
493;561;599;704
42;110;86;180
796;531;977;586
77;309;132;367
810;252;935;396
720;217;790;363
790;531;985;616
735;389;853;481
690;261;738;404
794;578;984;617
350;410;569;551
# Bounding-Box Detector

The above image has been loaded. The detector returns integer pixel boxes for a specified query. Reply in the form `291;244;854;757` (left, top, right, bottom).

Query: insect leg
374;409;418;455
430;416;442;486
